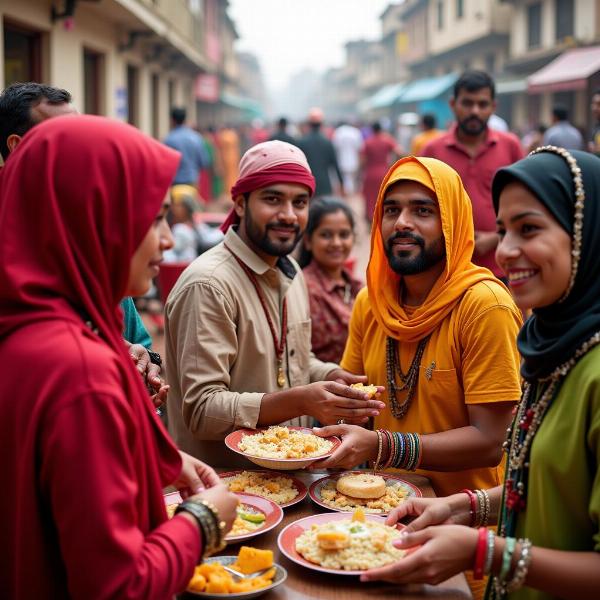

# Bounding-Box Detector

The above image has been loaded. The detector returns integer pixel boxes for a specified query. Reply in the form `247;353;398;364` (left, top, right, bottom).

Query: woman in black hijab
356;147;600;600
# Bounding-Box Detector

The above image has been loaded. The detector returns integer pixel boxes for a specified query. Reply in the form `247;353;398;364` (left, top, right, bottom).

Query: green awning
220;92;264;118
359;83;406;112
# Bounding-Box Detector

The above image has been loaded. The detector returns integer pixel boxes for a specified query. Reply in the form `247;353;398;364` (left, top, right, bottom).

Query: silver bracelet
484;529;495;576
506;538;532;592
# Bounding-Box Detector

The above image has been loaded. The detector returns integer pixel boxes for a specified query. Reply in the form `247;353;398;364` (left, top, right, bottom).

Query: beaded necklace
385;335;430;418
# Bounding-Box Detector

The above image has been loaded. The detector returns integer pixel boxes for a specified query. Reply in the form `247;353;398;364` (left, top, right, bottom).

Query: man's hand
325;368;368;386
172;451;222;499
311;424;378;469
473;231;499;256
302;381;385;425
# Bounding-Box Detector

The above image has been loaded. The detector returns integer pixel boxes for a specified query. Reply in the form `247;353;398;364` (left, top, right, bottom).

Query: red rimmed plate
309;471;422;515
219;470;307;508
277;512;407;576
224;427;341;470
226;492;283;543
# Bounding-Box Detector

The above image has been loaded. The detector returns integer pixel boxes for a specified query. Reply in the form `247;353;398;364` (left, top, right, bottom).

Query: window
437;1;444;30
456;0;464;19
3;21;42;85
527;3;542;49
83;48;103;115
126;64;139;126
556;0;574;42
168;79;175;111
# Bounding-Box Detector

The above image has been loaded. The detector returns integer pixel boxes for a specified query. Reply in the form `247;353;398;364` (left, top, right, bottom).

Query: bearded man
422;70;523;278
165;141;383;466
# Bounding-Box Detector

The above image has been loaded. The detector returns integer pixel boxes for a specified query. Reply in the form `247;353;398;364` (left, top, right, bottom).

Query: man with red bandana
165;141;384;466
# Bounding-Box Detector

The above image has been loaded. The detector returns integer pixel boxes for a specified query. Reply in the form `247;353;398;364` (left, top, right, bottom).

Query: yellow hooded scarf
367;156;501;343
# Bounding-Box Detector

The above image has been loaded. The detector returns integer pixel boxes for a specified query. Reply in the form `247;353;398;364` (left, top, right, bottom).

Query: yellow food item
186;547;276;594
320;479;409;513
352;508;366;522
350;383;379;398
238;426;333;459
232;546;274;575
316;530;351;550
223;471;297;505
337;473;387;499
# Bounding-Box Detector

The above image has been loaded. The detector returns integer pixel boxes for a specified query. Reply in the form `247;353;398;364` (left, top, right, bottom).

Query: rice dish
295;514;405;570
223;471;298;505
238;426;333;459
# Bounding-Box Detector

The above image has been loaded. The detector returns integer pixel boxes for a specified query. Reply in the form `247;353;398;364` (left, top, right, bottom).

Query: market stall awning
496;77;528;95
399;73;458;104
528;46;600;93
220;92;264;118
358;83;406;113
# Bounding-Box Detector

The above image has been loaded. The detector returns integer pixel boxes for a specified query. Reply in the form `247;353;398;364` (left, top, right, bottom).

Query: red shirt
422;125;524;275
303;262;363;363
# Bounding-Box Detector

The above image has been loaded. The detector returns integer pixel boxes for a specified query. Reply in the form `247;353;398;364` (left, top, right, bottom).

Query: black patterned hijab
492;148;600;381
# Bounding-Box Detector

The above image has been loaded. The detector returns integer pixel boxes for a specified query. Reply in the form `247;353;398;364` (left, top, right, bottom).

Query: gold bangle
373;429;383;474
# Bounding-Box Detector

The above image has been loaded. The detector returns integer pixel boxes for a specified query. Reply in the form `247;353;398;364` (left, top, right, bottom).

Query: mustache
386;231;425;248
461;116;485;127
266;222;300;233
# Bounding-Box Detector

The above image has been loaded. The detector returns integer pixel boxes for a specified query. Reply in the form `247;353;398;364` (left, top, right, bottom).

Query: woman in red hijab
0;115;237;599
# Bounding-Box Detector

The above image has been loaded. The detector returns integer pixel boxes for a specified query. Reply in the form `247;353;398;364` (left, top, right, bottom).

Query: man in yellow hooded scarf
314;157;522;498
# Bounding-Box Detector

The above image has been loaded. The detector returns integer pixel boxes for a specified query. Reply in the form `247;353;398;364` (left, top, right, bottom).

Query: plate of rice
225;426;341;470
309;471;421;515
164;491;283;544
219;470;307;508
277;510;407;575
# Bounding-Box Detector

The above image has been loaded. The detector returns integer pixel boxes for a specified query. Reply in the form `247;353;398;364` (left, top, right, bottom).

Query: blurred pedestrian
298;107;344;197
422;70;523;279
332;120;363;195
361;121;402;221
269;116;297;145
410;113;443;155
218;125;241;199
543;104;584;150
0;114;238;599
299;197;362;363
164;107;208;187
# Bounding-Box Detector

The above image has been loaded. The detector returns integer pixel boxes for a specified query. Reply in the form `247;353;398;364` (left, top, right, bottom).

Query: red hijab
0;114;182;480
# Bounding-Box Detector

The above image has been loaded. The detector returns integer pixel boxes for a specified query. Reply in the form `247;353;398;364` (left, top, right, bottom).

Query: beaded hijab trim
528;145;585;303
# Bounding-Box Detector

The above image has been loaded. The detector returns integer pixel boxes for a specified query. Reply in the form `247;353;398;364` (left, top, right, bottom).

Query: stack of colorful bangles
373;430;422;472
461;488;491;527
473;526;532;592
175;499;227;560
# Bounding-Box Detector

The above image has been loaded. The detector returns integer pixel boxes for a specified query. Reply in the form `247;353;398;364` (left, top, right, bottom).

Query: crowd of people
1;67;600;600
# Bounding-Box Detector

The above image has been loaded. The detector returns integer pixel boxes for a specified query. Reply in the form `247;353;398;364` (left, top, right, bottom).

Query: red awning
528;46;600;93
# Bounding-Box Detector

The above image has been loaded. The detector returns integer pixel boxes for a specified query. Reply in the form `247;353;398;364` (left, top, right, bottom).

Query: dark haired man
410;113;442;155
0;82;75;161
269;117;297;145
164;106;208;186
422;70;523;277
165;140;383;466
543;104;584;150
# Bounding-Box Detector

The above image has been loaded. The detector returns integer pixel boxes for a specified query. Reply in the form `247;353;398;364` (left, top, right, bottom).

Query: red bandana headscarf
220;140;315;232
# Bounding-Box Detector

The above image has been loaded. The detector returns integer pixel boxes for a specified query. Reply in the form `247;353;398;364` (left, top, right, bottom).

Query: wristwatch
147;350;162;367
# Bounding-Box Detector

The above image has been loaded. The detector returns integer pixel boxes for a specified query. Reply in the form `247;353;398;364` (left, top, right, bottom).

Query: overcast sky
228;0;393;92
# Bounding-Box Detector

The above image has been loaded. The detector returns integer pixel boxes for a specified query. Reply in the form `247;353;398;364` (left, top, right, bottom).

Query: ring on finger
336;419;345;425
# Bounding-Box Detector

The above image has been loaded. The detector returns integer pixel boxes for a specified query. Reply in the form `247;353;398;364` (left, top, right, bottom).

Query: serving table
182;470;472;600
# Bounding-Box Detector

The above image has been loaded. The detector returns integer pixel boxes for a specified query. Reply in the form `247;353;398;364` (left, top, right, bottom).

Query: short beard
385;232;445;275
458;116;487;136
244;208;302;257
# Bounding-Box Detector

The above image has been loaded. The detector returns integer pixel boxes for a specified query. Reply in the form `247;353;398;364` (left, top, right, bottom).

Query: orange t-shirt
341;280;522;496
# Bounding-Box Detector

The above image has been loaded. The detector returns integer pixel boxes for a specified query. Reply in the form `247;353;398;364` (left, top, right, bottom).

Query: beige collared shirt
164;227;338;466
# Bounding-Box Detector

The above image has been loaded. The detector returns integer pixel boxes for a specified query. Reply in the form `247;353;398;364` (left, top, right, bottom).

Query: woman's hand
386;493;472;531
310;424;378;469
360;524;478;585
190;483;239;536
173;451;222;499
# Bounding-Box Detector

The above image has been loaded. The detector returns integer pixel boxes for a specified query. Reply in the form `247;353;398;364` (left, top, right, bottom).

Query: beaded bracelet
373;429;383;473
175;500;224;559
473;526;488;579
499;536;517;581
484;530;495;576
506;538;532;593
460;489;478;527
381;429;394;469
